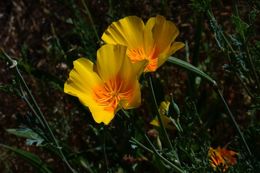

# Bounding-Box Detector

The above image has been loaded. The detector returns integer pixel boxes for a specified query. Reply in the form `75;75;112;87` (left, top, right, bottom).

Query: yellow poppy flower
102;15;184;72
208;147;238;172
64;45;146;125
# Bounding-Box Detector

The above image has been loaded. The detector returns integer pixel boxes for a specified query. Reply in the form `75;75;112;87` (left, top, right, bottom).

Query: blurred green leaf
25;139;44;146
6;128;44;146
232;15;249;38
0;144;52;173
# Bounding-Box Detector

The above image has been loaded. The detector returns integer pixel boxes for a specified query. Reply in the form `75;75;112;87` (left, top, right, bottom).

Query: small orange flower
64;45;146;124
208;147;238;172
102;15;184;72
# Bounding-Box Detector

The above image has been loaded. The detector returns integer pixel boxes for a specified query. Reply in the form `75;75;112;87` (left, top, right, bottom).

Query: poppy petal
102;16;145;48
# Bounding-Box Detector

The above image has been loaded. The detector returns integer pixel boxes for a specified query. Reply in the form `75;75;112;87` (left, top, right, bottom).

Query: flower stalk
148;75;174;151
1;50;78;173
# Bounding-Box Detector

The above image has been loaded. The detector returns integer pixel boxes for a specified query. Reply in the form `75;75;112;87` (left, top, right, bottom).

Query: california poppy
102;15;184;72
64;45;146;124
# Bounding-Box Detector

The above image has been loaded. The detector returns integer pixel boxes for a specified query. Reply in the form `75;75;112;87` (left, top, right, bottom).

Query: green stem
17;67;76;172
144;135;185;173
214;86;252;156
192;13;203;67
130;137;153;154
102;127;109;171
18;82;47;132
234;0;260;89
208;9;260;89
207;10;236;54
80;0;100;43
245;46;260;90
188;12;203;97
205;11;254;155
148;75;173;151
2;51;77;173
225;53;254;98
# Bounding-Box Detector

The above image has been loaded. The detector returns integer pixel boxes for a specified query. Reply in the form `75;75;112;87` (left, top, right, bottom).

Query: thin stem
131;136;184;172
2;51;77;173
224;26;260;88
245;46;260;89
130;137;153;154
234;72;254;99
144;135;185;173
214;86;252;156
190;12;203;92
208;9;260;89
204;12;255;155
23;74;76;172
18;82;46;132
17;66;76;172
148;76;173;151
20;75;76;172
207;10;236;54
231;0;260;88
225;53;254;98
102;127;109;172
80;0;100;43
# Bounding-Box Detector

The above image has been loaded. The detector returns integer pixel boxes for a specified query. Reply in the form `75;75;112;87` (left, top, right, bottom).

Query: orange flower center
92;76;133;112
127;47;159;72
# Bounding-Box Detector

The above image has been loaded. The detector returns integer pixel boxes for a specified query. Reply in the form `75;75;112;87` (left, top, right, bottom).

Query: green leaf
231;15;249;37
6;128;44;146
6;128;43;140
0;144;52;173
167;56;216;85
26;139;44;146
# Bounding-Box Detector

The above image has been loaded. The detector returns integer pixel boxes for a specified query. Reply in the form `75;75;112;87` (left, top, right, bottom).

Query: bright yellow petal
153;15;179;53
88;106;115;125
97;45;144;110
97;44;146;82
95;44;144;122
64;58;116;124
158;101;170;115
150;115;175;130
101;16;145;49
144;17;155;55
64;58;102;98
132;59;149;78
150;118;160;127
168;42;185;55
120;80;142;109
96;44;128;81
